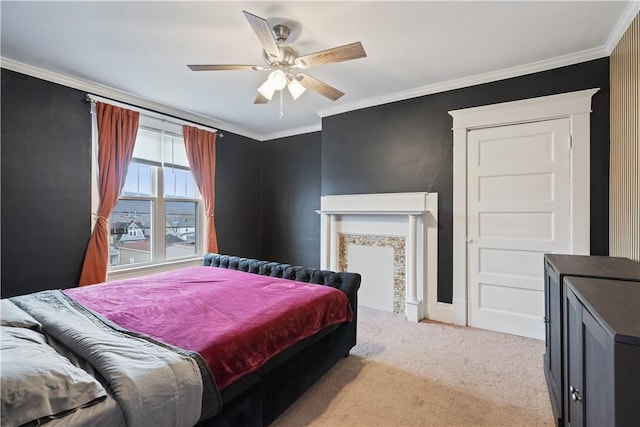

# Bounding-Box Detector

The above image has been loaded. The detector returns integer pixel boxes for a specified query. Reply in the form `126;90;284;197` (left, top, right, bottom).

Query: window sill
107;257;202;281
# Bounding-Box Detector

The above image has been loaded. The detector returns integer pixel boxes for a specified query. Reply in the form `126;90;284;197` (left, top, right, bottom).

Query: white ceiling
1;1;637;140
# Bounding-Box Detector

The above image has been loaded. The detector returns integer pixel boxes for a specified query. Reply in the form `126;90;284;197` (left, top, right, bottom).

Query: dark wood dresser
543;254;640;426
564;277;640;427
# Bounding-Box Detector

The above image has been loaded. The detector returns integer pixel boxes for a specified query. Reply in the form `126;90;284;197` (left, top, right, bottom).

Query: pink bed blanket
65;266;352;390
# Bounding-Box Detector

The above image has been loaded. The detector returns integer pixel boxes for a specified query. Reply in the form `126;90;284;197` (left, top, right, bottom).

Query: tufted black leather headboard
202;253;360;313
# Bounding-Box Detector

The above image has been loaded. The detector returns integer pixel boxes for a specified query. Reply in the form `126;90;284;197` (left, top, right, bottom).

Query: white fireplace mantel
317;192;444;322
318;192;434;215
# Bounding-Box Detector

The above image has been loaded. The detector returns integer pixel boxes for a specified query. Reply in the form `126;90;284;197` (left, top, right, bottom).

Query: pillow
1;299;41;330
1;326;107;427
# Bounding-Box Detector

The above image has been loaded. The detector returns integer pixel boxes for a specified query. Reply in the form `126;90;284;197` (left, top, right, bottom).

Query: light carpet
271;307;553;427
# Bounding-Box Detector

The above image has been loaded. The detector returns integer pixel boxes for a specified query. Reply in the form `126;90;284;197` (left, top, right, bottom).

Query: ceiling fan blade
254;93;271;104
296;74;344;101
295;42;366;69
187;64;267;71
243;10;281;61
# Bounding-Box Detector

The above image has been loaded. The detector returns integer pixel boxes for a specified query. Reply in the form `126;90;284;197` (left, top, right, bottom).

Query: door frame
448;88;599;327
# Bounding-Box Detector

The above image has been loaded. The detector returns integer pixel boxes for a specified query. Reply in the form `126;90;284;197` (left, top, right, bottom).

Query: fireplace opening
338;234;406;314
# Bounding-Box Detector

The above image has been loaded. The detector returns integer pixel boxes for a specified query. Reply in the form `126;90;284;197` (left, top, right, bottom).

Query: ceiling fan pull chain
279;89;284;120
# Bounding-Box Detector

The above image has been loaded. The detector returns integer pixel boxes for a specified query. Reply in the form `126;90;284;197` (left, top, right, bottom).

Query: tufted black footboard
198;253;360;427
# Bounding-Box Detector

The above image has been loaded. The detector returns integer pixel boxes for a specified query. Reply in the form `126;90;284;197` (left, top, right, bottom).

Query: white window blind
133;128;190;169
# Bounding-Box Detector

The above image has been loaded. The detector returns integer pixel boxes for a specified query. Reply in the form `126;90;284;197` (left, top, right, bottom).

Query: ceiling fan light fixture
257;79;276;101
287;78;306;100
190;11;366;106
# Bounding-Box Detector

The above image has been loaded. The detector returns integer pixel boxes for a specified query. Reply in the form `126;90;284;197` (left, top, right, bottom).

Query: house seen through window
109;125;203;269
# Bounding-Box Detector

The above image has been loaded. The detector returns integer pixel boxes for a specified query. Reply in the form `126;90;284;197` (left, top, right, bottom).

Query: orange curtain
183;125;219;253
79;102;140;285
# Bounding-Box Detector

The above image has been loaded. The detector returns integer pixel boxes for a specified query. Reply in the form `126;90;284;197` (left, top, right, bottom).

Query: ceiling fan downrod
272;24;290;43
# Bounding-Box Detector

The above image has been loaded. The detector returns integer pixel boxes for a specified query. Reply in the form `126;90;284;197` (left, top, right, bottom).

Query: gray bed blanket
11;290;221;427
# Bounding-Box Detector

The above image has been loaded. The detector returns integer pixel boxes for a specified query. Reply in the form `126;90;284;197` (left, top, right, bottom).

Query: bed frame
197;253;361;427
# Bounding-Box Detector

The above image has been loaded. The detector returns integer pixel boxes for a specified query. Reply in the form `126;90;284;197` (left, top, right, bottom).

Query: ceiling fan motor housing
263;44;299;68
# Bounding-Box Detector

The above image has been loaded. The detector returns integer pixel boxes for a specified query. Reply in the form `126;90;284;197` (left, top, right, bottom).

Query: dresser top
545;254;640;281
566;276;640;345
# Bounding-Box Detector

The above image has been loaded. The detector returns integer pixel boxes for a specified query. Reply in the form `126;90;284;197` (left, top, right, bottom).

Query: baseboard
452;297;467;326
429;302;453;324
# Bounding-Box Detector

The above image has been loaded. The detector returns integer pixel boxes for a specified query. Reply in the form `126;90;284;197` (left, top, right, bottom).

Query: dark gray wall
215;132;263;259
261;132;321;268
1;69;264;297
322;58;610;303
1;69;92;297
1;58;611;303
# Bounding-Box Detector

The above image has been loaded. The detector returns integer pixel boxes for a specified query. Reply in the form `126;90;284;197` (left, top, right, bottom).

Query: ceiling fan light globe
287;79;306;100
268;70;287;90
257;80;276;101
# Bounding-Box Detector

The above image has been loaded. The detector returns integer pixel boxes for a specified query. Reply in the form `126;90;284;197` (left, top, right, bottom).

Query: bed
1;253;361;427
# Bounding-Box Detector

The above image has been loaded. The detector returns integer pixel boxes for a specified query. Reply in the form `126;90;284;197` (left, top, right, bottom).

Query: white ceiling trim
319;1;639;120
2;2;635;141
261;124;322;141
605;1;640;53
317;45;609;119
0;57;263;141
1;56;327;142
0;44;613;141
3;0;634;143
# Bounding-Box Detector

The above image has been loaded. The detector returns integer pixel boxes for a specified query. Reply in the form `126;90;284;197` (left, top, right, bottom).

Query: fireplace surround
317;192;440;322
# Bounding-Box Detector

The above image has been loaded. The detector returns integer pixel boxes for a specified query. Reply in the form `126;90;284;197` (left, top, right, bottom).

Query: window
108;123;203;270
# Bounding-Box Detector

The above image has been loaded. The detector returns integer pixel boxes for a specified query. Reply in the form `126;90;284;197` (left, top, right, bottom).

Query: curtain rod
85;94;224;138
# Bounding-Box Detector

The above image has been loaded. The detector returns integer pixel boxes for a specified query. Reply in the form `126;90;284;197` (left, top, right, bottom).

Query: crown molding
605;1;640;54
318;46;609;119
4;2;633;142
261;124;322;141
0;57;264;141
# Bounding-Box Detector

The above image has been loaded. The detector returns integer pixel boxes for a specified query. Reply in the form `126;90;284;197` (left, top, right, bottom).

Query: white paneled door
467;118;571;339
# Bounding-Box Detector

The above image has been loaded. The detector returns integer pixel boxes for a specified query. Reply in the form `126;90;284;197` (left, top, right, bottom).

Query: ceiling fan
188;11;367;104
